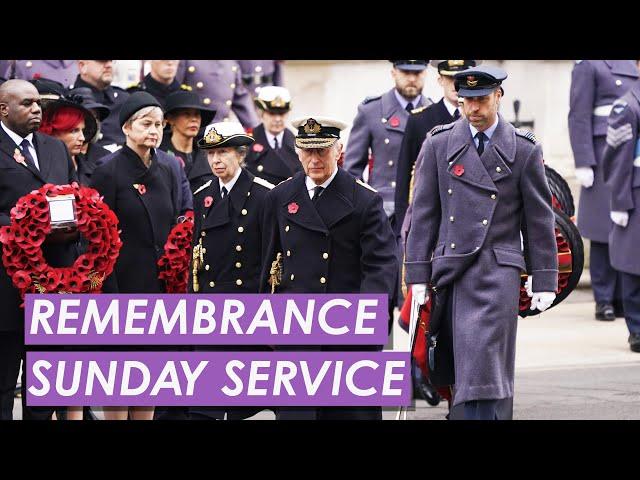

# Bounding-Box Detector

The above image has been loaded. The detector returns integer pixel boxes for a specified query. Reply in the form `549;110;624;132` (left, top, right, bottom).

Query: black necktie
312;186;324;204
405;102;414;113
273;137;279;150
221;186;228;198
453;108;461;120
20;139;38;170
475;132;487;156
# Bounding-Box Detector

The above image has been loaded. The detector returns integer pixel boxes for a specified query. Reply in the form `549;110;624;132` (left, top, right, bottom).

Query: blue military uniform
126;72;182;110
405;67;558;420
175;60;259;129
237;60;284;96
568;60;639;317
344;87;430;223
5;60;78;87
602;83;640;351
71;74;130;149
260;117;398;420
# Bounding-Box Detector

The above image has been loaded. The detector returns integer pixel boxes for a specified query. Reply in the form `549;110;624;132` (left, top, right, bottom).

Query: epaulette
253;176;275;190
277;177;293;186
356;179;377;192
515;128;537;144
411;105;428;115
362;95;382;105
126;82;142;92
180;84;193;91
429;123;455;136
193;180;212;196
612;98;629;115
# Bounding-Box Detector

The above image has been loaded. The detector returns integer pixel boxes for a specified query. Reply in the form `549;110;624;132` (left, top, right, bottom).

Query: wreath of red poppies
0;183;122;303
157;210;194;293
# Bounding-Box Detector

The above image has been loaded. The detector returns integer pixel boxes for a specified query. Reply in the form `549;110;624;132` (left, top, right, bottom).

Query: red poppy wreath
0;183;122;304
157;210;194;293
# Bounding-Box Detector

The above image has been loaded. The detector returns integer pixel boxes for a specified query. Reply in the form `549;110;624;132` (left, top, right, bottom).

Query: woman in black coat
189;121;274;420
90;92;181;420
159;89;216;192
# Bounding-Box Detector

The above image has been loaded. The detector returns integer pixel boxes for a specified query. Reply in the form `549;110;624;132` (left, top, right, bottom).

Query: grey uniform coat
344;88;429;221
175;60;259;129
237;60;283;96
404;116;558;406
603;85;640;276
569;60;639;242
5;60;78;87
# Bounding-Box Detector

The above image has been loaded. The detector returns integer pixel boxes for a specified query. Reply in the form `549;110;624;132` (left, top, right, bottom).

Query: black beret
118;91;162;128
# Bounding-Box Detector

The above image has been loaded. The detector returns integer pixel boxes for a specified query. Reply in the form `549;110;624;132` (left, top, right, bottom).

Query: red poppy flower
134;184;147;195
12;271;31;289
389;116;400;127
288;202;299;214
252;143;264;153
453;164;465;176
204;196;213;208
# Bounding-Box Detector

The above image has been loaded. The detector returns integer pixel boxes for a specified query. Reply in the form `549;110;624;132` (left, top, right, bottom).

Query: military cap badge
271;96;286;108
303;118;322;134
204;126;222;145
466;76;478;87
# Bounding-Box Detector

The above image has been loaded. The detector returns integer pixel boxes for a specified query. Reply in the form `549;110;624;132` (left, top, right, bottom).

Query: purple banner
25;351;411;406
25;294;388;345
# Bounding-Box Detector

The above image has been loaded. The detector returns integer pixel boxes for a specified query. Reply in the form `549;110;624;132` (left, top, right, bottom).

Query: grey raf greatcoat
404;116;558;406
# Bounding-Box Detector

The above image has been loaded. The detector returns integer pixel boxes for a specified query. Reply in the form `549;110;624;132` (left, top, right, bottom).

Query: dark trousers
0;331;22;420
449;398;514;420
621;272;640;335
590;241;623;305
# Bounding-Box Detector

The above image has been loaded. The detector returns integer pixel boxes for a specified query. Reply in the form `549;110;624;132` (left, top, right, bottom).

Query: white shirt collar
469;115;500;142
219;166;242;194
1;121;34;148
442;98;459;118
265;130;284;149
394;89;422;111
306;167;338;198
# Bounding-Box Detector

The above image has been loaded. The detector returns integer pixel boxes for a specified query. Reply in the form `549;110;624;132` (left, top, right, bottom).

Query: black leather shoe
613;300;625;318
629;334;640;353
414;380;441;406
595;303;615;321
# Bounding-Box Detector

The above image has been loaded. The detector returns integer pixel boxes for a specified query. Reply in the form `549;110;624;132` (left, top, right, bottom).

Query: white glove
610;211;629;228
575;167;594;188
530;292;556;312
524;275;534;298
411;283;429;306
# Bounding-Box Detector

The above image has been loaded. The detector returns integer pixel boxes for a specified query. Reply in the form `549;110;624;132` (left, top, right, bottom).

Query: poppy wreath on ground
0;183;122;304
157;211;194;293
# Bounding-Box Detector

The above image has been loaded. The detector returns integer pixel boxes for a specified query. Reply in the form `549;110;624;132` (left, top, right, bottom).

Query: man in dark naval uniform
405;66;558;420
244;86;303;185
0;79;79;420
395;60;479;234
71;60;130;151
189;121;274;420
260;116;398;420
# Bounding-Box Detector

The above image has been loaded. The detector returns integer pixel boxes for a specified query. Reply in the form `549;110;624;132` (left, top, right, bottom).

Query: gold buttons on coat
616;79;622;86
203;98;211;105
381;118;387;124
451;243;456;249
226;100;232;106
255;66;262;72
384;138;390;144
196;81;204;89
236;279;243;286
448;188;453;195
230;83;236;88
232;65;238;72
323;252;329;259
496;166;502;173
188;66;196;73
287;250;291;257
482;219;488;225
236;245;242;252
238;227;244;233
26;61;33;68
257;165;264;172
205;265;210;271
235;262;242;268
388;160;394;166
391;181;396;187
449;216;454;222
491;194;496;200
290;274;295;281
320;277;326;284
285;225;290;232
201;231;206;237
209;281;215;288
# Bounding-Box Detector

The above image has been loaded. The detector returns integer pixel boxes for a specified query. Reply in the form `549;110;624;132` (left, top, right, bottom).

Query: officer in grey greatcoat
602;78;640;353
175;60;259;130
4;60;78;87
344;60;431;229
404;66;558;420
569;60;639;321
237;60;284;97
